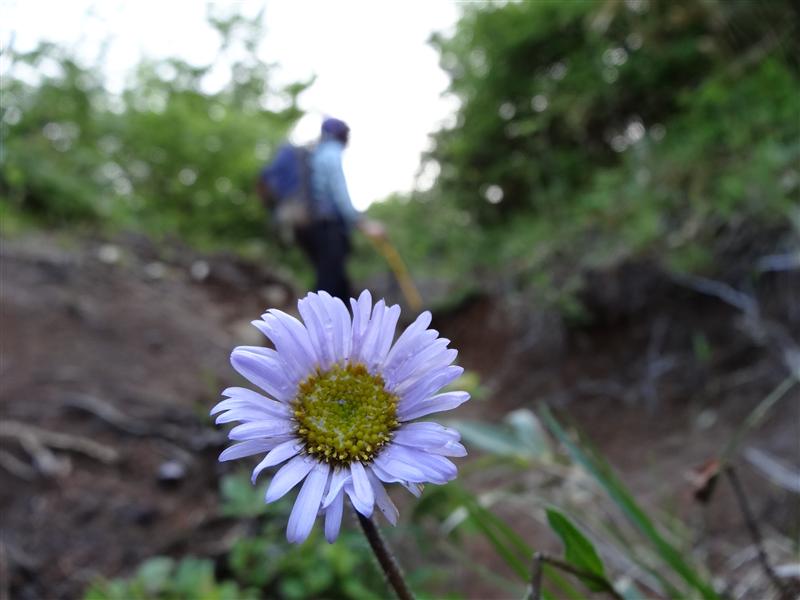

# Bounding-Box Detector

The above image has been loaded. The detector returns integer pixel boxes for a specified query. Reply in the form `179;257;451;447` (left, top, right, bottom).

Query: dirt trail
1;232;797;599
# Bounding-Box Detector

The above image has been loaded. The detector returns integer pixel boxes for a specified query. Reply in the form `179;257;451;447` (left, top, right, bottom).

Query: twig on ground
756;252;800;274
0;421;119;464
0;450;37;481
63;393;152;436
62;393;225;450
0;541;7;600
670;272;800;376
720;376;798;467
0;425;72;477
526;552;624;600
744;447;800;494
725;466;796;600
671;273;758;317
642;316;677;411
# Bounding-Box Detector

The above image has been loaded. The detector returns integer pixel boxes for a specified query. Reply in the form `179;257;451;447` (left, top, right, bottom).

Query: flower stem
355;511;415;600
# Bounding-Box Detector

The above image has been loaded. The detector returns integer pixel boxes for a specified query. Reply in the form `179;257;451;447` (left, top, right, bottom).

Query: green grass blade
540;406;720;600
450;484;585;600
451;484;582;599
721;375;797;465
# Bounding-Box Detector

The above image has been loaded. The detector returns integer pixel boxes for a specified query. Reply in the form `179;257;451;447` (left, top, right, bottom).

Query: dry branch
0;421;119;465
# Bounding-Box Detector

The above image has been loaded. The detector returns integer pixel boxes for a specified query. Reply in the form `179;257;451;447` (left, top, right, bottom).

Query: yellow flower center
293;363;399;465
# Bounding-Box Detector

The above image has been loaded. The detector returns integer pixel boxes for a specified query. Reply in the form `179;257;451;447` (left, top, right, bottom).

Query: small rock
127;505;159;526
190;260;211;282
97;244;121;264
144;330;165;352
144;261;167;280
695;409;717;430
157;460;186;486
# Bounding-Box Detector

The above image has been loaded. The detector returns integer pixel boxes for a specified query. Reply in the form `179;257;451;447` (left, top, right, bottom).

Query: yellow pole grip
367;236;424;312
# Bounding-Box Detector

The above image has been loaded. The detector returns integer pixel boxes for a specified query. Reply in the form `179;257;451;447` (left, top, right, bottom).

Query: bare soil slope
1;232;797;599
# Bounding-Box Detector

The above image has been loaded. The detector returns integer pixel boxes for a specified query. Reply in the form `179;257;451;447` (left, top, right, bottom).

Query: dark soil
1;231;798;599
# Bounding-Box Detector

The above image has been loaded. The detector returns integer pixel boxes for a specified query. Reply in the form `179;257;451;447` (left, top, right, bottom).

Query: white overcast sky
2;0;462;210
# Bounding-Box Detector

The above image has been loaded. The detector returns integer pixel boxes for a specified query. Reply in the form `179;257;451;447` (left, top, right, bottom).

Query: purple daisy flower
212;290;469;543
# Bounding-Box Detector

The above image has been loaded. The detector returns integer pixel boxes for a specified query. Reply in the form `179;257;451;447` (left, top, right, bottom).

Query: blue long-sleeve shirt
310;137;359;226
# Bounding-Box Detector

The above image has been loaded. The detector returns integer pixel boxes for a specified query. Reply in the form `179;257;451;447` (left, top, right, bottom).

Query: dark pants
295;219;352;303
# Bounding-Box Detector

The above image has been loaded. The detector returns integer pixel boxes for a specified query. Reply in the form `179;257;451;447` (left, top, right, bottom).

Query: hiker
258;117;384;303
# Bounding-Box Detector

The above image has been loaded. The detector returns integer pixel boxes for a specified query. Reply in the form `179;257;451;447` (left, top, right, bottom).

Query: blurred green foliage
85;556;258;600
3;2;796;305
356;0;799;303
216;471;387;599
546;507;609;593
87;470;388;600
1;9;305;248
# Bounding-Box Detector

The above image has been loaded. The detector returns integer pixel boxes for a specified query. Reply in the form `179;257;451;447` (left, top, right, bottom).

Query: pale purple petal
372;452;428;483
265;455;316;503
324;488;345;543
349;290;372;360
369;462;398;483
251;319;307;383
369;464;425;498
230;349;295;402
386;338;450;388
383;330;441;387
402;482;424;497
429;440;468;457
298;293;335;369
356;299;386;367
349;461;375;516
212;387;289;418
263;309;319;371
317;291;352;362
393;351;459;395
399;365;464;411
330;292;354;360
367;468;398;526
392;422;460;448
219;438;289;462
215;409;280;425
322;467;351;508
377;444;456;484
233;345;279;359
398;391;470;421
388;446;457;484
390;346;458;393
383;311;433;372
371;304;401;369
344;481;373;517
251;439;303;483
286;462;329;543
229;419;295;441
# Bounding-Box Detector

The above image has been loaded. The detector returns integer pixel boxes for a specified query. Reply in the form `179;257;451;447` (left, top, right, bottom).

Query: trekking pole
367;235;423;313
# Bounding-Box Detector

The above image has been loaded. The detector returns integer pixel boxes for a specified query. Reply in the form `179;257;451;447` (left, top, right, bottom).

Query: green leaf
446;409;550;461
219;471;266;518
135;556;174;596
506;409;550;458
546;508;608;592
540;406;720;600
449;484;582;600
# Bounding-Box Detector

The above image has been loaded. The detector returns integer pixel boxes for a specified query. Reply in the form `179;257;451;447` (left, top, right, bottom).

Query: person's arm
321;143;386;238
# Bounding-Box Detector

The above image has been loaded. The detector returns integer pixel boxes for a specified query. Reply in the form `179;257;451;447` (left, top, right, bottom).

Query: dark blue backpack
259;144;314;235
